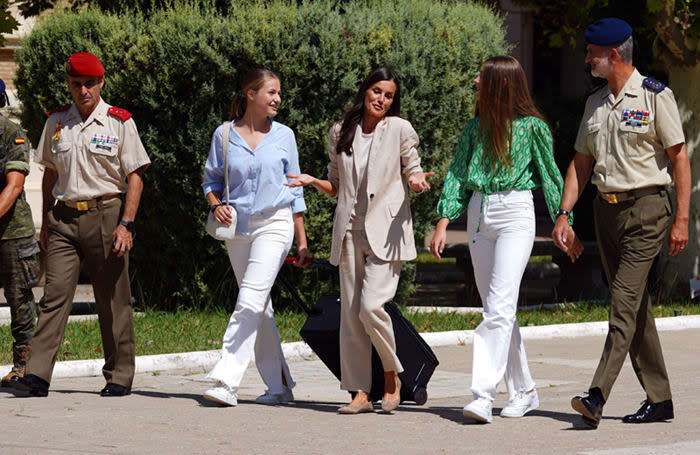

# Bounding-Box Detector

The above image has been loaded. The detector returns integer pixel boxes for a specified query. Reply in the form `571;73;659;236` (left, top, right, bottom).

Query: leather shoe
622;399;673;423
571;388;605;429
9;374;49;397
100;383;131;397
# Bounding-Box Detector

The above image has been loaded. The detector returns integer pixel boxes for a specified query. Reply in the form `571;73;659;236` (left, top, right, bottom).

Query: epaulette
46;104;71;117
642;77;666;94
107;106;132;121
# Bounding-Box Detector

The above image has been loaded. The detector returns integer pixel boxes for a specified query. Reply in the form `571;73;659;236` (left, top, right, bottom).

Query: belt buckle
76;201;89;211
603;193;618;204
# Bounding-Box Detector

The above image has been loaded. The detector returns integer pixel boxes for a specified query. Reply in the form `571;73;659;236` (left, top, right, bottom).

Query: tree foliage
15;1;509;309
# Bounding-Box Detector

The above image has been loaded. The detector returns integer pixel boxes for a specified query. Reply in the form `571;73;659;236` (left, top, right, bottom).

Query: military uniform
574;69;685;404
25;98;150;389
0;113;40;385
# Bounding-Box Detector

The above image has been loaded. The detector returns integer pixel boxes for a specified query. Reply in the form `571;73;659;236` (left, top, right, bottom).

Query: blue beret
585;18;632;46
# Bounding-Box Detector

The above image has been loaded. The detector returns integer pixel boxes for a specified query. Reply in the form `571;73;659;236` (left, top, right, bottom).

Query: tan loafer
338;401;374;414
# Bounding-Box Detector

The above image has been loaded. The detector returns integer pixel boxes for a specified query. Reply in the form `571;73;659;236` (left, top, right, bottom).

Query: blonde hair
230;68;279;120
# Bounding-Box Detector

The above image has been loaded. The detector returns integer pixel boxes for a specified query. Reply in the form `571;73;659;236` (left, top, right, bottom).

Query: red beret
66;52;105;77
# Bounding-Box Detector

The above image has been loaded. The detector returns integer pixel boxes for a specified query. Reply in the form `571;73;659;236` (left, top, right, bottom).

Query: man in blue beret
552;18;691;428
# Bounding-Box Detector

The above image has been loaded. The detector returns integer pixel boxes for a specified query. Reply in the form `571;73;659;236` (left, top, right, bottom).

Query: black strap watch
555;209;570;218
119;220;135;232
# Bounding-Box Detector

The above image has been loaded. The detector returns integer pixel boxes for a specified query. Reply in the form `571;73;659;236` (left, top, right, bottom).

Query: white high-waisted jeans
206;206;295;393
467;190;536;402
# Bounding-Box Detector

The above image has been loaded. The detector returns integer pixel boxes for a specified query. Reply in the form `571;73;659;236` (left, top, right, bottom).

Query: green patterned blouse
436;116;572;224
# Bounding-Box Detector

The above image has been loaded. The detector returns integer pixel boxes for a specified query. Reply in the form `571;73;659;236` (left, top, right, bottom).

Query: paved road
2;329;699;454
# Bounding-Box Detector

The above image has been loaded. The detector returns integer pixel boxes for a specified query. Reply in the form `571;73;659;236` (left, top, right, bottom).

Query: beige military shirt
574;68;685;193
35;99;150;201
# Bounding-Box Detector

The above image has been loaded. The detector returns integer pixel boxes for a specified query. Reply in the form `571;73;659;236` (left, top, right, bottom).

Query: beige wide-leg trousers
338;229;403;392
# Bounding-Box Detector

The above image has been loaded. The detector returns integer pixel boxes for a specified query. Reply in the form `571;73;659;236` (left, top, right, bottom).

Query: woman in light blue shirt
201;68;308;407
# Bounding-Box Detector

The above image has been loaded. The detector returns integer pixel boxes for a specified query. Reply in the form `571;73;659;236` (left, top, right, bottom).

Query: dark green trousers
0;236;39;346
26;198;135;387
590;190;673;403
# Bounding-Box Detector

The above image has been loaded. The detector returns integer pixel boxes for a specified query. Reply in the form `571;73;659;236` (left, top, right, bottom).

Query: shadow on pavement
132;389;211;405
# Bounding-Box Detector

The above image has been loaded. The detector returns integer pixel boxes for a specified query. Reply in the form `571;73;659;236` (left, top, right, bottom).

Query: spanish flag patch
14;138;25;144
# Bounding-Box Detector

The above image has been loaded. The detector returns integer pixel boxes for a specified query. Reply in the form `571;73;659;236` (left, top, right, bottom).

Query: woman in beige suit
287;67;433;414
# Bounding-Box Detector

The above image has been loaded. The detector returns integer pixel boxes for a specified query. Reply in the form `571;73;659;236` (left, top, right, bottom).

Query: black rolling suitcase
278;258;439;404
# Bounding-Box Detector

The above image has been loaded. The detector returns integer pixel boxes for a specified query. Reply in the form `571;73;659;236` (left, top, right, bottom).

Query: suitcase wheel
413;387;428;405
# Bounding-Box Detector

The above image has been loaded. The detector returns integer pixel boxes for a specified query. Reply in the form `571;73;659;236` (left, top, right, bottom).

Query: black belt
599;186;665;204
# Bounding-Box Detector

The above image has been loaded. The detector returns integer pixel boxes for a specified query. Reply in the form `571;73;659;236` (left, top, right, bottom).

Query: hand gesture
408;171;435;193
285;174;316;188
213;205;234;227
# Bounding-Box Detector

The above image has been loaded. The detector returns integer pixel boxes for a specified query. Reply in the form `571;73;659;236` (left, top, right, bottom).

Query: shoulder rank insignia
642;77;666;94
107;106;132;121
46;104;71;117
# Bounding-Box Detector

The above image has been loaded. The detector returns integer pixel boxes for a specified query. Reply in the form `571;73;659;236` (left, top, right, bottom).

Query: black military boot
571;387;605;429
623;399;674;423
1;344;31;387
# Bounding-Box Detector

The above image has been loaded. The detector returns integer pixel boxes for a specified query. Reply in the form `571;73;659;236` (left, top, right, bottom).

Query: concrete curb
2;315;700;380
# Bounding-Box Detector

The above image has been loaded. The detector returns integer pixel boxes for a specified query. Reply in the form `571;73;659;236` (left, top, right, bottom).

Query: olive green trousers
590;190;673;403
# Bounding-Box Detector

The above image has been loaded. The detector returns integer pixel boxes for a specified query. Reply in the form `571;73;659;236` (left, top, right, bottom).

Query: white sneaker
462;397;493;423
256;386;294;405
203;381;238;407
501;389;539;418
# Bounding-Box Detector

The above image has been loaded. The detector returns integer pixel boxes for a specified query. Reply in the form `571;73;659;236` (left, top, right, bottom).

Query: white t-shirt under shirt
347;130;373;230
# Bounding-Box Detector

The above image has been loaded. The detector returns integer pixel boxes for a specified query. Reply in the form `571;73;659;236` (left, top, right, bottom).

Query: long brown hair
230;68;279;120
476;56;548;167
336;67;401;155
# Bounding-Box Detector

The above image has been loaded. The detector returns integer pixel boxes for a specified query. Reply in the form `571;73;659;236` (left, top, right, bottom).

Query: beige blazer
327;116;423;266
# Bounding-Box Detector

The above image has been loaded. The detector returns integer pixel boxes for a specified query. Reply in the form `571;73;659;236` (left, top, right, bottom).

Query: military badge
91;134;119;146
14;137;25;144
52;122;63;142
622;109;649;127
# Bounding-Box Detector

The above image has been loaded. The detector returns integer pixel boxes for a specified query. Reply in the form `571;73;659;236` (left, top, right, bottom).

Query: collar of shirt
67;98;109;128
229;119;281;153
601;68;643;108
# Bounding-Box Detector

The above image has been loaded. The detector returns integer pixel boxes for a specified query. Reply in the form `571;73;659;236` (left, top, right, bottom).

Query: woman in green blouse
430;56;582;423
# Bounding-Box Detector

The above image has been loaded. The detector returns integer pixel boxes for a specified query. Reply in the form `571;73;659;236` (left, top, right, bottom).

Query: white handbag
205;121;238;241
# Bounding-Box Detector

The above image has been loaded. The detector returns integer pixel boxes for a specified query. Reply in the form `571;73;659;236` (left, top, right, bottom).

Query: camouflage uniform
0;113;39;385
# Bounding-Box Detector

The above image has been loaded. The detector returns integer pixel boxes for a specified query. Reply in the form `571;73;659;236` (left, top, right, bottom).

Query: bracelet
210;203;225;213
555;208;570;218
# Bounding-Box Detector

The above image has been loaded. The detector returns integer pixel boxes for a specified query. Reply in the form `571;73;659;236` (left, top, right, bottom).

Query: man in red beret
11;52;151;397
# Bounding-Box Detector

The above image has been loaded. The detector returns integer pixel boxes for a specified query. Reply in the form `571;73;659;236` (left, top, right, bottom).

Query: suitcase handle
276;272;315;316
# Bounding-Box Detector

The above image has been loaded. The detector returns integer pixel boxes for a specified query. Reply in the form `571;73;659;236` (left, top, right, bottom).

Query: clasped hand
552;218;584;263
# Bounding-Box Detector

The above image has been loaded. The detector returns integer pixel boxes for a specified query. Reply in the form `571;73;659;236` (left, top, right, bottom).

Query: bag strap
221;121;231;205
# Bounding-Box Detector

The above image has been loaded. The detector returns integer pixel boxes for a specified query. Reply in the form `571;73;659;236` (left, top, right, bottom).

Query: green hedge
16;0;508;310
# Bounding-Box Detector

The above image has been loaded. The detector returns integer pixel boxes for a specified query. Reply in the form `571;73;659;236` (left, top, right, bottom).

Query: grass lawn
1;302;698;365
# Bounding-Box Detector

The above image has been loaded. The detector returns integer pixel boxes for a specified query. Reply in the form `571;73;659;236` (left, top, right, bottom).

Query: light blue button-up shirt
202;121;306;234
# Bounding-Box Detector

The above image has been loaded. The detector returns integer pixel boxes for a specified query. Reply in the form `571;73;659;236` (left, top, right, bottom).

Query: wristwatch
119;220;135;232
555;209;570;218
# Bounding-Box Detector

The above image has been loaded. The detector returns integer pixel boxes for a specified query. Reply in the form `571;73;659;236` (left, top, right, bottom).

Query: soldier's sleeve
573;98;594;156
5;126;30;175
119;118;151;175
35;118;56;169
654;88;685;149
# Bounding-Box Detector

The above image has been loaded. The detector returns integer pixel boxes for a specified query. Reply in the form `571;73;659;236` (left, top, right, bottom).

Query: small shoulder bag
205;121;238;241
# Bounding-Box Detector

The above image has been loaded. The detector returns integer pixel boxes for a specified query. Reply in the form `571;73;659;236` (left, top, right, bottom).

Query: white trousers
467;190;536;401
207;206;295;393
